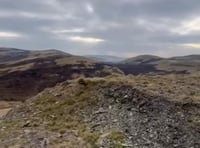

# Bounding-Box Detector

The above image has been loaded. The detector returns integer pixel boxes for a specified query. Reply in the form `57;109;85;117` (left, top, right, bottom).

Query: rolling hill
0;48;123;101
117;54;200;74
0;47;30;63
121;55;163;64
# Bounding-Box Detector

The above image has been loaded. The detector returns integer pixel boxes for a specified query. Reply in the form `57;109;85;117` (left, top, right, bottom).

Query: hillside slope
121;55;163;64
118;55;200;74
0;48;123;101
1;75;200;147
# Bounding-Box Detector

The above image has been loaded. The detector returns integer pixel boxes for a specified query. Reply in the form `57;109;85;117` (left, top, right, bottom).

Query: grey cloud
0;0;200;57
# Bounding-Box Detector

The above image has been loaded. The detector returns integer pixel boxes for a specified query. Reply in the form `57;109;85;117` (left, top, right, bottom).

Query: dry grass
98;73;200;104
31;80;100;146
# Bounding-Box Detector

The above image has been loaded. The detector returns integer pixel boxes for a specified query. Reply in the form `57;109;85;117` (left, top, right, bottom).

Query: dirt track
0;101;20;118
0;108;11;118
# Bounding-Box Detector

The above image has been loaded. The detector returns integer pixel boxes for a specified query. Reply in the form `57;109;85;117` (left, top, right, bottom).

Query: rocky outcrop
85;83;200;147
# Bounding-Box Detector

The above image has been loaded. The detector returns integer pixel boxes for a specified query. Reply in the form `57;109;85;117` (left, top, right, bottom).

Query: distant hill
170;55;200;61
85;55;125;63
0;48;71;64
156;55;200;73
0;48;123;101
121;55;163;64
117;54;200;74
0;47;29;63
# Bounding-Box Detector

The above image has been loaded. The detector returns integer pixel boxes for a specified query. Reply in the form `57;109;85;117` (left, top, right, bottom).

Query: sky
0;0;200;57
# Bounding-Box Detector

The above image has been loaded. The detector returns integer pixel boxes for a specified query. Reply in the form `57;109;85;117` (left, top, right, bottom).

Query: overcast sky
0;0;200;57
